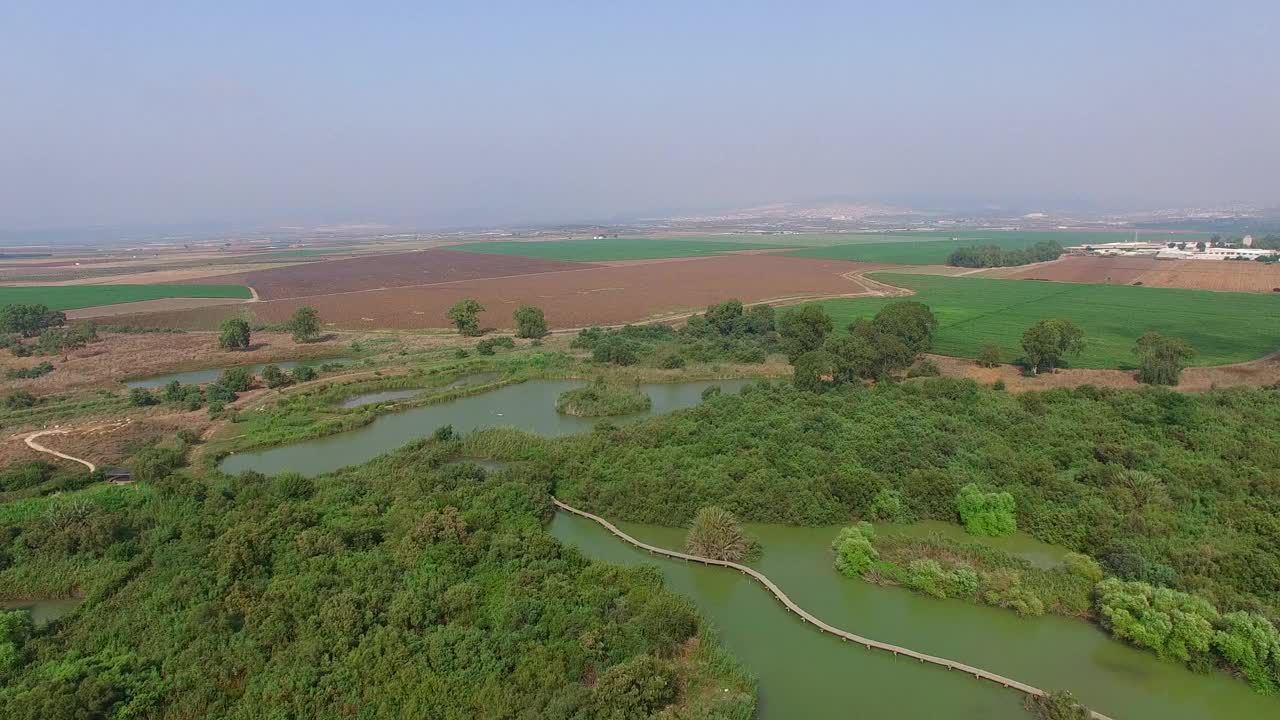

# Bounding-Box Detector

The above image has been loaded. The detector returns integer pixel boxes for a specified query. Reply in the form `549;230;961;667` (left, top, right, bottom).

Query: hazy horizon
3;2;1277;231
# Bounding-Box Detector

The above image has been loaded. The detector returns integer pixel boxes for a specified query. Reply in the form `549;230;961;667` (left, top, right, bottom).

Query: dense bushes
955;483;1017;536
947;241;1063;268
571;299;779;368
556;379;651;417
1096;578;1280;691
5;362;53;380
555;380;1280;626
0;441;753;717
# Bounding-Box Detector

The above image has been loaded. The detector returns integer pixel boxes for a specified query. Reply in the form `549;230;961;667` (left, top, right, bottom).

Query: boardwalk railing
553;498;1115;720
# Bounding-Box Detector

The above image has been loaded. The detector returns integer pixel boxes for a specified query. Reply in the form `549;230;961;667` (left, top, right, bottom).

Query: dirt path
19;419;132;472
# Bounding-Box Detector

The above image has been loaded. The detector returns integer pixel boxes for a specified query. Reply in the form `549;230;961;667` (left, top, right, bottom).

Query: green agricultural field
808;273;1280;368
451;237;774;261
0;284;253;311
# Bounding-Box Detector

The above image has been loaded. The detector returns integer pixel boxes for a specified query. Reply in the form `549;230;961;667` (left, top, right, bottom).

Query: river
220;378;751;476
550;516;1275;720
215;377;1275;718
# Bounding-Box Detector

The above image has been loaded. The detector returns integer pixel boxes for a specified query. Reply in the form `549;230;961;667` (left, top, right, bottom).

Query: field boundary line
553;498;1114;720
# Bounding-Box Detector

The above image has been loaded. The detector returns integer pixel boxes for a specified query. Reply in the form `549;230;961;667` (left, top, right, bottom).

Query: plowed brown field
112;255;880;330
1131;260;1280;293
171;249;595;300
998;256;1160;284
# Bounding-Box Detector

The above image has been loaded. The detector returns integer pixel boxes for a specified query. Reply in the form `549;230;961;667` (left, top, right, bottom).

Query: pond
125;357;354;389
1;598;82;624
220;378;751;477
550;515;1276;720
337;371;502;409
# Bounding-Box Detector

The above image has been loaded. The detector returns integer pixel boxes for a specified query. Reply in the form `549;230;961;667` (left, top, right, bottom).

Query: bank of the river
550;514;1278;720
125;357;354;388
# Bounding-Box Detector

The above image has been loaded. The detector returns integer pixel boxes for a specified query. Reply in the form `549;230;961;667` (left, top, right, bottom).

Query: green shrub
956;483;1017;536
831;523;877;577
292;365;318;383
127;388;158;407
5;362;53;380
217;367;253;392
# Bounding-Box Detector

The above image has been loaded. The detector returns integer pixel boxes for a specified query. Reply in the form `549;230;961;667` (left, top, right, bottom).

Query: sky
1;1;1277;230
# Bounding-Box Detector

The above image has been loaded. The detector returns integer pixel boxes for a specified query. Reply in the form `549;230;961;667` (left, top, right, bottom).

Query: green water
126;357;353;389
550;516;1277;720
337;371;501;408
221;379;751;477
1;598;82;624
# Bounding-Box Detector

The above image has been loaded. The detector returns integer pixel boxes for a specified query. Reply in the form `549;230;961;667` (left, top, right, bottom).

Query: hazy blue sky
2;2;1277;229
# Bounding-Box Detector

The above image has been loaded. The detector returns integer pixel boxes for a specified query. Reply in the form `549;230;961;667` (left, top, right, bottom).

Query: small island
556;379;652;417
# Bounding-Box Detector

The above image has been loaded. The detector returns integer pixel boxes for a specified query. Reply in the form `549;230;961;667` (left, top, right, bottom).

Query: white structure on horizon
1067;241;1278;261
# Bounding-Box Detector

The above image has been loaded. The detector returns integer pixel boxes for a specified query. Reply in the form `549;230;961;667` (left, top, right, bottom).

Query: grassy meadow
808;273;1280;368
0;284;252;311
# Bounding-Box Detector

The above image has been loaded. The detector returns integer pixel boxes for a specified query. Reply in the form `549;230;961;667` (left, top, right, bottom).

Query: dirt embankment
928;352;1280;393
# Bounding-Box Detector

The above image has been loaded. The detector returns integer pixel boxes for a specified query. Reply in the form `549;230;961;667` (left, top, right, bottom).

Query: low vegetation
556;379;651;417
454;237;766;262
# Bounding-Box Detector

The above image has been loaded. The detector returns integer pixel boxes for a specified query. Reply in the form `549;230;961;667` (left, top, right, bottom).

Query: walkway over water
552;498;1115;720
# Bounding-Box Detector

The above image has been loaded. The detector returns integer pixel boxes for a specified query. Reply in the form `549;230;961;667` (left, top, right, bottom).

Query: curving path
553;498;1115;720
23;429;96;472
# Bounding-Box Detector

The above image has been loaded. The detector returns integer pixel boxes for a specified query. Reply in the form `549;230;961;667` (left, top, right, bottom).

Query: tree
976;344;1003;368
131;447;184;482
1196;241;1207;251
0;304;65;338
261;364;293;389
292;365;317;383
871;301;937;353
1096;578;1217;663
1134;333;1195;386
0;609;33;673
956;483;1017;536
217;367;253;392
287;306;321;343
831;523;878;577
218;318;251;351
446;299;485;336
793;350;835;392
824;320;915;383
127;388;158;407
512;305;548;339
745;304;776;334
685;506;757;562
704;299;744;335
778;305;833;362
1021;319;1084;374
1213;611;1280;693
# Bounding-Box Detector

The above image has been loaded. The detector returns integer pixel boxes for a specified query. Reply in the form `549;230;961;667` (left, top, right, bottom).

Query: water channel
214;377;1275;719
220;378;751;476
1;598;82;624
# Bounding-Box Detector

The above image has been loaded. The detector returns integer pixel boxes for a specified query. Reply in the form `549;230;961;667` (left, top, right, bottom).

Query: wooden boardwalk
553;498;1115;720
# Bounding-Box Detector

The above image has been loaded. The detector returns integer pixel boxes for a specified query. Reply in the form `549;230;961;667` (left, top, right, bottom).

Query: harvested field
995;256;1160;284
0;331;353;394
106;255;882;330
450;237;771;261
1130;260;1280;293
927;351;1280;393
172;248;594;300
66;297;254;319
